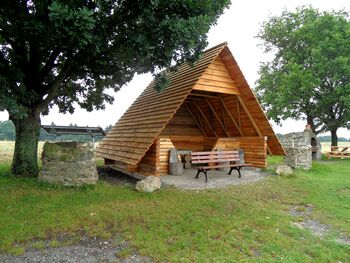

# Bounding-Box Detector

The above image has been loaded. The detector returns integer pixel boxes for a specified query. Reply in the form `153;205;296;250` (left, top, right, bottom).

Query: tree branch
0;50;10;72
37;48;61;83
36;60;73;114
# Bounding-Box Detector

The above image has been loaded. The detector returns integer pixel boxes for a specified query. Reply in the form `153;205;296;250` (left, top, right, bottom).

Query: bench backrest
191;150;240;164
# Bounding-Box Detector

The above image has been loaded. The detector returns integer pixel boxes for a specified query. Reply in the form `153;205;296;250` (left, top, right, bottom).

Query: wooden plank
237;96;272;155
188;93;220;99
123;88;191;110
236;96;241;130
194;102;218;137
191;105;205;133
184;103;206;136
200;72;233;82
206;98;231;137
192;84;240;95
219;96;243;136
196;78;238;89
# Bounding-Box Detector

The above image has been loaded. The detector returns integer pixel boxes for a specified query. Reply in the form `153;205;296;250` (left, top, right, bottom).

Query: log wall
212;137;241;151
159;136;204;175
157;136;265;175
138;138;160;176
236;137;267;168
160;104;203;136
203;137;266;168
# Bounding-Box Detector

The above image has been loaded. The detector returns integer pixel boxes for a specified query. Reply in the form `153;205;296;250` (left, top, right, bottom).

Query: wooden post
236;96;241;130
237;96;272;154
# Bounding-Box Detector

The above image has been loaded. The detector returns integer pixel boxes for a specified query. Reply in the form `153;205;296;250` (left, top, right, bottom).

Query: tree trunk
330;128;338;147
306;115;316;134
10;112;41;177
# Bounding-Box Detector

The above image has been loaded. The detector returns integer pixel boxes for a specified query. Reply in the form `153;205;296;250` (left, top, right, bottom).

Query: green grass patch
0;155;350;261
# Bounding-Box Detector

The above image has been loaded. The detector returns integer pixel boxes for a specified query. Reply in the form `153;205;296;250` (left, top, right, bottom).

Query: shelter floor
161;167;266;190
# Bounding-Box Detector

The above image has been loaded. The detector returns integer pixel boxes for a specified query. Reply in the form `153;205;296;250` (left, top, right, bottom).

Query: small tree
0;0;230;176
256;7;350;146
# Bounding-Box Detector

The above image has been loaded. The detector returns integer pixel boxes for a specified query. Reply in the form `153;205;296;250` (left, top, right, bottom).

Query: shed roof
96;43;284;165
42;125;105;137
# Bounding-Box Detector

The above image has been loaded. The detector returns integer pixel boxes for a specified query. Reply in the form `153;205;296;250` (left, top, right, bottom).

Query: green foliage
0;0;230;175
0;159;350;261
0;120;15;140
0;0;230;118
256;7;350;142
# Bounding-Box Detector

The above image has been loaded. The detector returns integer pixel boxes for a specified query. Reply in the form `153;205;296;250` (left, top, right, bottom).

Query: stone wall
279;132;313;148
284;147;312;169
280;127;322;170
38;142;98;186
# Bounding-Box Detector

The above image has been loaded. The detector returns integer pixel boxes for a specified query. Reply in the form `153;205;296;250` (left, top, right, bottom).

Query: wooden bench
327;146;350;159
191;150;250;182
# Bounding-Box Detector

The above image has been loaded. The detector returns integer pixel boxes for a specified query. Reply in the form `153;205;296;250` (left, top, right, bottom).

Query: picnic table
327;146;350;159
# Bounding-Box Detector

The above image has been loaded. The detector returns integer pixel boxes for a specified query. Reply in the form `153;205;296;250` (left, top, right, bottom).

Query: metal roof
41;125;105;137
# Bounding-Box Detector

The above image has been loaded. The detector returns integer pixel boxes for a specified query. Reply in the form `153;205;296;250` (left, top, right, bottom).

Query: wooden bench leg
228;167;242;178
195;169;208;182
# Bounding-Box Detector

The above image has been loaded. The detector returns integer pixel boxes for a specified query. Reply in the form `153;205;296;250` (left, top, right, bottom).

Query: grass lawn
0;142;350;261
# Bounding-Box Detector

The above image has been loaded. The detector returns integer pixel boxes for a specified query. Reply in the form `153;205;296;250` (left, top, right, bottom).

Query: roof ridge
203;41;228;53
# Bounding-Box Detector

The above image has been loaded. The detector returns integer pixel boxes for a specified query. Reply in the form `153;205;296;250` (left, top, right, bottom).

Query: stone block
38;142;98;186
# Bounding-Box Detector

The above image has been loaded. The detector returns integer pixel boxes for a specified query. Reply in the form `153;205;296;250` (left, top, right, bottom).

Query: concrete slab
161;167;267;190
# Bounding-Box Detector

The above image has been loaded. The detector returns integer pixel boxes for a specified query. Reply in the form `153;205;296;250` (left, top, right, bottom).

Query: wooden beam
219;96;243;136
184;103;207;136
220;102;227;130
186;97;202;101
189;93;220;99
205;98;231;137
236;96;241;130
195;102;218;137
237;96;272;154
194;105;205;133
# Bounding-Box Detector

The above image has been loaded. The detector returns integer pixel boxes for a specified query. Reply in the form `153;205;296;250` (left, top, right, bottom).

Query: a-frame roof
96;43;284;165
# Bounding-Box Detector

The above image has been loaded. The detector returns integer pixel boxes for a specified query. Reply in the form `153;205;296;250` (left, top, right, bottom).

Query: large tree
0;0;230;176
256;7;350;146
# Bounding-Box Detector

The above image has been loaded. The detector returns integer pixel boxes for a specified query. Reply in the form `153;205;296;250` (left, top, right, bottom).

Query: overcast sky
0;0;349;137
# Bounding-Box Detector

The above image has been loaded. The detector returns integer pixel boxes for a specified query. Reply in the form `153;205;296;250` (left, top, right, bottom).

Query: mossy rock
42;142;94;163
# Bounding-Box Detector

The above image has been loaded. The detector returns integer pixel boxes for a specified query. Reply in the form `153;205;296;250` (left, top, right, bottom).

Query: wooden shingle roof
96;43;285;165
96;43;227;165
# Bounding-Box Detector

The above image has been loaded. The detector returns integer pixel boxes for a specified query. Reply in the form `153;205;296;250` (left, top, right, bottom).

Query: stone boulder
135;176;161;193
276;165;293;176
38;142;98;186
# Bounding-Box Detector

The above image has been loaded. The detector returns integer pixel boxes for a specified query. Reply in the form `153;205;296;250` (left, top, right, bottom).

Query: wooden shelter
96;42;285;176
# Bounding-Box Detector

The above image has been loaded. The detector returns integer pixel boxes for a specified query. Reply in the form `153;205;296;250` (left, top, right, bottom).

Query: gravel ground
161;167;267;190
289;204;350;244
292;220;331;237
288;204;314;217
0;236;152;263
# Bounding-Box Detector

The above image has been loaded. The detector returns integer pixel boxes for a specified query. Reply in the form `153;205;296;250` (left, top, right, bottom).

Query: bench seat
191;150;250;182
